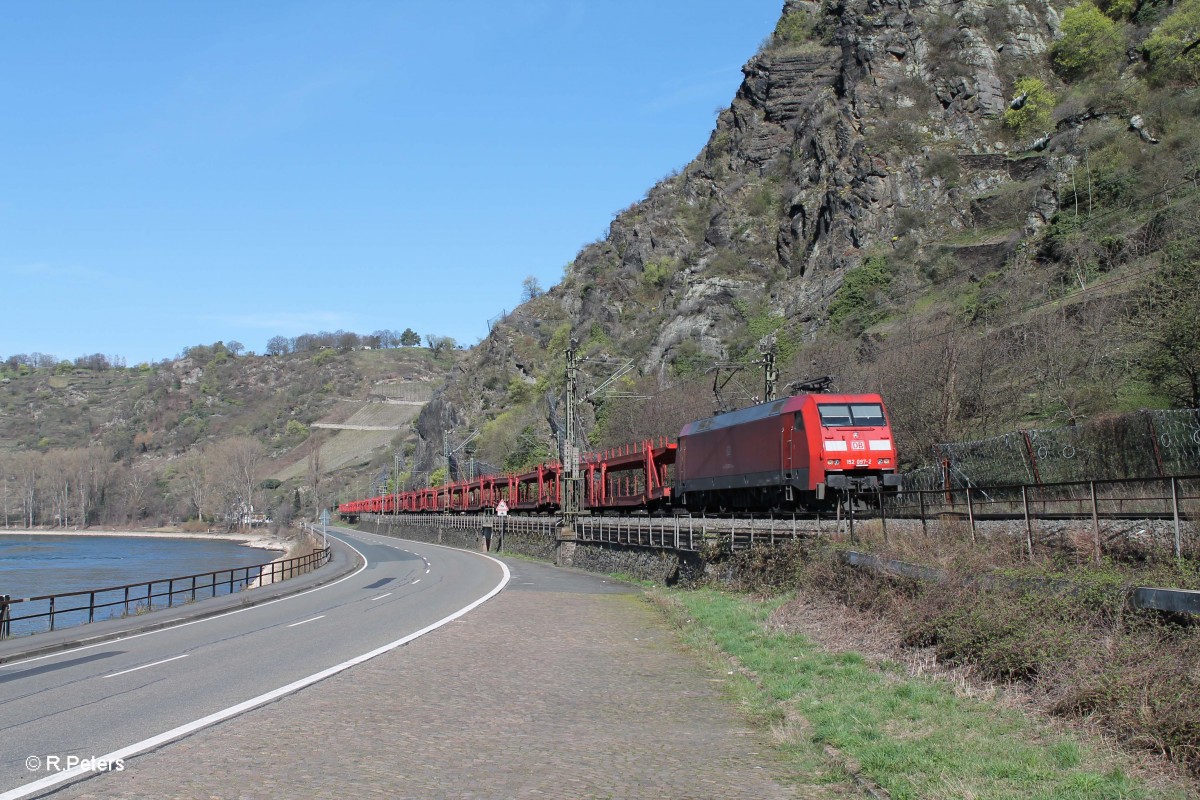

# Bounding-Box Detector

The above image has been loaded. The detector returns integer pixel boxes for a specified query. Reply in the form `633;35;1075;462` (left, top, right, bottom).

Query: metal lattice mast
761;336;778;402
562;338;582;522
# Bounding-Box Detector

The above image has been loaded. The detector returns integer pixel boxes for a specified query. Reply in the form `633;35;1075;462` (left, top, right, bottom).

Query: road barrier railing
0;546;331;640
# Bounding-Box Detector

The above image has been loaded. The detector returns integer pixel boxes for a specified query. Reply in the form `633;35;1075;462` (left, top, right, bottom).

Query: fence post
918;490;928;537
169;579;175;608
1021;430;1043;485
878;486;888;544
848;497;856;544
1;595;9;639
1090;481;1101;565
1172;477;1182;559
965;487;977;544
1022;485;1034;560
1146;412;1166;478
49;595;56;632
89;591;95;624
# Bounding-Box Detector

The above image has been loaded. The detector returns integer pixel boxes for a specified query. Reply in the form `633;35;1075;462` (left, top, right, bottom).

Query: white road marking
287;615;325;628
103;654;189;679
412;579;420;585
370;593;392;601
0;542;510;800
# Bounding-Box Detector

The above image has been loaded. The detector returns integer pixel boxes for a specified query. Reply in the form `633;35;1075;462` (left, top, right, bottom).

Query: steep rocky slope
413;0;1199;476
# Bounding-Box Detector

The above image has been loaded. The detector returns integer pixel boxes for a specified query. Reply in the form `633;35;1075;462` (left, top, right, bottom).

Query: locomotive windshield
817;403;886;427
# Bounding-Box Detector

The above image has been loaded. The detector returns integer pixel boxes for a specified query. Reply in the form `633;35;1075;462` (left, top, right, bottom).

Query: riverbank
0;527;290;553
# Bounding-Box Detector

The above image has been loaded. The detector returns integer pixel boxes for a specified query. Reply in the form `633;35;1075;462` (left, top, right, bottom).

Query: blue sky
1;1;783;364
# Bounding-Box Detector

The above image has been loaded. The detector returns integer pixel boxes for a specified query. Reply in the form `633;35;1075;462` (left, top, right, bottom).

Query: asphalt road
0;528;508;800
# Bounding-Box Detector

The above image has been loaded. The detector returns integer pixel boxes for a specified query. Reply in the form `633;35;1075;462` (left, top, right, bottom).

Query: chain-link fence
914;409;1200;488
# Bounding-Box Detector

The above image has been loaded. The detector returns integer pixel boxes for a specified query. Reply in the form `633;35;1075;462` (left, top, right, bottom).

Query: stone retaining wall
358;517;707;584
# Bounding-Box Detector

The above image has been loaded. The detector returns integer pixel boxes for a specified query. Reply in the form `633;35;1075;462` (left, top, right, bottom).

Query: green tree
503;426;551;472
1003;78;1057;136
1052;3;1125;78
399;328;421;347
1144;0;1200;84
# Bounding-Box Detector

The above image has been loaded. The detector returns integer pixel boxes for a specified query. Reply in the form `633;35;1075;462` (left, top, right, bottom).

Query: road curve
0;528;508;800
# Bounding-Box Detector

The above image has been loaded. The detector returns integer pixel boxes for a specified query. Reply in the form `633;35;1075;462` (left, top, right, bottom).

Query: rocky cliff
415;0;1200;475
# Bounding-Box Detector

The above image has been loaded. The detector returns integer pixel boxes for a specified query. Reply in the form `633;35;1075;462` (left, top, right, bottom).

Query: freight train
338;391;900;519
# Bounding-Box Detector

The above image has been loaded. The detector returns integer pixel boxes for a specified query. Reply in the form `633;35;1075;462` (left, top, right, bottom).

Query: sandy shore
0;528;290;553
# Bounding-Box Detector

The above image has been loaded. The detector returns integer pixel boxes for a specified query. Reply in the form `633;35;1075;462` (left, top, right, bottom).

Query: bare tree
221;437;265;531
178;448;210;525
42;450;72;528
305;432;326;519
521;275;543;301
14;451;39;527
0;454;11;527
72;446;113;529
121;465;157;525
265;336;291;356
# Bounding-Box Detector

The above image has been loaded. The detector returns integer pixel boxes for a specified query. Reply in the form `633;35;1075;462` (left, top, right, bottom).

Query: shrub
1144;0;1200;84
641;258;674;289
773;10;815;44
1003;78;1057;136
828;254;893;332
922;149;961;183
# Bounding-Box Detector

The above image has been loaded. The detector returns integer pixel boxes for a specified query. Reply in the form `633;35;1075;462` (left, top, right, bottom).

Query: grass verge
651;586;1190;800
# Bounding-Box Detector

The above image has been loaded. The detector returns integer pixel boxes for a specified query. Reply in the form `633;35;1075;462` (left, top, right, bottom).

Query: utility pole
710;334;780;411
555;338;584;568
761;335;778;403
562;338;582;523
393;452;401;517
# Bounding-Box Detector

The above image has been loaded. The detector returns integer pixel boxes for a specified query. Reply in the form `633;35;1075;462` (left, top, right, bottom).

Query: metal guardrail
837;549;1200;616
0;546;331;639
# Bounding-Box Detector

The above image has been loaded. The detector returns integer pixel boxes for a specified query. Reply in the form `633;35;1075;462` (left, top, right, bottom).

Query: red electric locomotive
338;390;899;519
676;392;899;512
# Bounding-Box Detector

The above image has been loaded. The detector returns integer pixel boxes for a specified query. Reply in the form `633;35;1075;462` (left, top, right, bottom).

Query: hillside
0;344;455;527
409;0;1200;479
270;398;426;482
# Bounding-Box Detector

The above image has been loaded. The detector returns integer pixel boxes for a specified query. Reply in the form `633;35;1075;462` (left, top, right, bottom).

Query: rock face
563;0;1063;359
415;0;1088;469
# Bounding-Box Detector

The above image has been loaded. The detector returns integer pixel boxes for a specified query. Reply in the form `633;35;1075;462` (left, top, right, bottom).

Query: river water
0;532;281;637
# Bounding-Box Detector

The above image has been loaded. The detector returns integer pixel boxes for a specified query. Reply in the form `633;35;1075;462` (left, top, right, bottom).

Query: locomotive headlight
878;458;891;465
827;459;840;465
